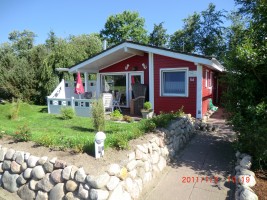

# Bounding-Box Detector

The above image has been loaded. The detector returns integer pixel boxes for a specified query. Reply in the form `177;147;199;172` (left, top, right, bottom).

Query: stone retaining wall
0;115;197;200
234;152;258;200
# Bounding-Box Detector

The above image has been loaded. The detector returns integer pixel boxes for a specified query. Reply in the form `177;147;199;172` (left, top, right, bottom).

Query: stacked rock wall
234;152;258;200
0;115;197;199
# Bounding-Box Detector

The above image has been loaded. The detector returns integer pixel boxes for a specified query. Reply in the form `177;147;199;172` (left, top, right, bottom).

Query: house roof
69;41;224;73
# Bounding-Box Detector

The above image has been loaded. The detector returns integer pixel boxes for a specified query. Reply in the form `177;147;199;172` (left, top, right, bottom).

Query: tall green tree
0;30;102;104
198;3;226;57
169;4;226;58
223;0;267;169
169;13;200;52
8;30;36;57
149;22;168;47
100;11;148;45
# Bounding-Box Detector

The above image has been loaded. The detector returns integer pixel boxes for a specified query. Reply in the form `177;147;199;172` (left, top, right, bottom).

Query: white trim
99;55;135;71
96;73;101;98
196;64;203;118
149;53;154;109
84;72;88;92
126;43;224;71
124;47;144;56
159;67;189;97
69;43;127;72
210;72;213;87
69;42;224;73
216;76;219;104
205;70;209;88
128;72;145;104
99;71;144;108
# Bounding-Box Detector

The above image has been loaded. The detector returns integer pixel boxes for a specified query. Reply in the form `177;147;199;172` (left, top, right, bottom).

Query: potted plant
141;101;154;119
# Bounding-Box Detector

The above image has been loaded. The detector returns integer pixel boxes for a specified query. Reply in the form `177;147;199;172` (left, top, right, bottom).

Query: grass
0;103;143;154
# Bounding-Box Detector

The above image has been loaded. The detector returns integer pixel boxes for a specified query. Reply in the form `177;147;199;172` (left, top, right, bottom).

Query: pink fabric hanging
74;72;84;94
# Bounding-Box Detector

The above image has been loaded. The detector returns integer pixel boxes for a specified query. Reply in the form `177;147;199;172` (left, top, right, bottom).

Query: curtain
163;71;185;94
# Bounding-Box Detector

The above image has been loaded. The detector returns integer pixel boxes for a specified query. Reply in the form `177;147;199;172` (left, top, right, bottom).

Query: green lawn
0;103;143;154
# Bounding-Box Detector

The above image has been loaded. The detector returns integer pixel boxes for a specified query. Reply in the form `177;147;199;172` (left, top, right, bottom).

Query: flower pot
141;110;154;119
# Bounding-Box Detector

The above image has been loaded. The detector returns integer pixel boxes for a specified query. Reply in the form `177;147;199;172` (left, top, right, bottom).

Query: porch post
148;52;154;109
96;73;101;98
84;72;88;92
196;63;203;119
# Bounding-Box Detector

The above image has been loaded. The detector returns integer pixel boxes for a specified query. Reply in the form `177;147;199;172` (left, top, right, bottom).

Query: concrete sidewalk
142;109;236;200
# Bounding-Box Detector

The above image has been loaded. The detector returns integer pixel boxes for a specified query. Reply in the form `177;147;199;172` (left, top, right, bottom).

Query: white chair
113;92;121;112
102;93;113;114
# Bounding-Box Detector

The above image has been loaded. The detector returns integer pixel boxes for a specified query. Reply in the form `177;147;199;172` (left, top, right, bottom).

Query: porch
47;77;147;117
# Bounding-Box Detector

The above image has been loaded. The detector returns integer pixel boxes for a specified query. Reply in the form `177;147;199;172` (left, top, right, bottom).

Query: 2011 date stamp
181;176;252;184
181;176;219;183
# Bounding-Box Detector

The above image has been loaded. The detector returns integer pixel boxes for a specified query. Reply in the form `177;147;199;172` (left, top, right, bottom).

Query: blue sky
0;0;237;45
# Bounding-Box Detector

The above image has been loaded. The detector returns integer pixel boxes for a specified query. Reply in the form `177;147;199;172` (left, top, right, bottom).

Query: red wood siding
99;54;149;85
154;54;197;117
202;66;216;116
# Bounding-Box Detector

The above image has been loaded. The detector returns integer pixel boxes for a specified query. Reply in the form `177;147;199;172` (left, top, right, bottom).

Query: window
101;74;126;105
160;68;188;97
205;70;209;87
210;72;213;87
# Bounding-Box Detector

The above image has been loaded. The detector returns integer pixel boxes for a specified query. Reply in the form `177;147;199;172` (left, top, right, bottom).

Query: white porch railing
47;79;98;117
48;79;65;98
47;97;94;117
65;80;97;99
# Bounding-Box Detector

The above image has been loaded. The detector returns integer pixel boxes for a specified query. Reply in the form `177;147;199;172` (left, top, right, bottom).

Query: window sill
161;94;188;97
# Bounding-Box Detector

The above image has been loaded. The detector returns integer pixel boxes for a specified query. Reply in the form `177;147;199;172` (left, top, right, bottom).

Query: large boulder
32;165;46;180
49;183;65;200
86;173;110;189
90;189;109;200
2;171;19;193
17;183;36;200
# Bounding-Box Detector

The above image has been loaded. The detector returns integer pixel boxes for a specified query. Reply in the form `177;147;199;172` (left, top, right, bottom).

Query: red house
67;41;224;119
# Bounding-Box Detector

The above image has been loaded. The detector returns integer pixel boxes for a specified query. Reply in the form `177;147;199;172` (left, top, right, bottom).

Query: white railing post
47;97;51;114
71;97;75;110
84;72;88;92
96;73;101;98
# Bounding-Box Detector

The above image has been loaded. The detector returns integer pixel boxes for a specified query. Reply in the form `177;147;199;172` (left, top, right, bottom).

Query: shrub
143;101;152;111
110;110;123;121
151;106;184;128
60;107;75;120
175;106;185;117
92;98;105;131
13;124;32;142
0;131;4;139
140;119;156;132
230;102;267;169
37;135;54;148
9;98;21;120
108;133;129;150
123;115;133;123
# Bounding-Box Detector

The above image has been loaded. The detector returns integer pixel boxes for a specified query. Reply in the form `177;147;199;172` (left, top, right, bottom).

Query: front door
129;72;144;102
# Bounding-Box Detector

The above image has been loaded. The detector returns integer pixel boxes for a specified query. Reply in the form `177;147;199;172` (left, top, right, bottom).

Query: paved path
143;109;236;200
0;188;20;200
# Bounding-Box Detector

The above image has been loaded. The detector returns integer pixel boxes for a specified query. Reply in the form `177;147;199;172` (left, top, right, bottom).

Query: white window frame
205;70;209;88
160;67;189;97
210;72;213;87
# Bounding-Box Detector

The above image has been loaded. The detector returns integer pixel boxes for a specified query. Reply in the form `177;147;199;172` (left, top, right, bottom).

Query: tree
149;22;168;47
0;30;102;104
169;4;226;58
169;13;200;52
100;11;148;45
198;3;226;57
223;0;267;169
8;30;36;57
